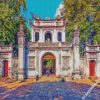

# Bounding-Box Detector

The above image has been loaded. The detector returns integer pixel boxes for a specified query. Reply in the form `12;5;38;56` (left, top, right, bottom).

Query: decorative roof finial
36;16;40;20
65;18;68;24
20;24;24;33
73;24;79;37
29;19;33;26
46;17;50;20
74;24;78;30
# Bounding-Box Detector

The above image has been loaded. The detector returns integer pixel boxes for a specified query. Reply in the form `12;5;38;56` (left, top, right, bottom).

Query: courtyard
0;76;100;100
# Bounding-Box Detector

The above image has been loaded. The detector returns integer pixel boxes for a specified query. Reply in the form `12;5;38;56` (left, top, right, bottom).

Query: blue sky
22;0;62;21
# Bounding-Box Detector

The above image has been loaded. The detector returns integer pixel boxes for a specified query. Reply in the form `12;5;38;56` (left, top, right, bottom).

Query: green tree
47;59;53;67
0;0;30;46
62;0;100;44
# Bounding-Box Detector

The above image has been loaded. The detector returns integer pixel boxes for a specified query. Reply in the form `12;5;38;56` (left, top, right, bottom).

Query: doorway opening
89;60;95;76
42;53;56;75
2;60;8;77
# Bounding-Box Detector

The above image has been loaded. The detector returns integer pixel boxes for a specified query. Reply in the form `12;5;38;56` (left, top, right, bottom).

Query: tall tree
60;0;100;55
62;0;100;45
0;0;30;45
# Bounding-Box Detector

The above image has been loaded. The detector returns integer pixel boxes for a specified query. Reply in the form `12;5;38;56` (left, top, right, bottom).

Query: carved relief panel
28;56;35;70
62;56;70;70
18;37;25;47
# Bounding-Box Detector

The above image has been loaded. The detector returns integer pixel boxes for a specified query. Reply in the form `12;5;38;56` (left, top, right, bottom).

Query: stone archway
2;60;8;77
41;53;56;75
89;60;95;76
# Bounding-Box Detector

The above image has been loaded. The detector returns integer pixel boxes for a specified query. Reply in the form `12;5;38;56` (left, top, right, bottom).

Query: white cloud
55;3;64;18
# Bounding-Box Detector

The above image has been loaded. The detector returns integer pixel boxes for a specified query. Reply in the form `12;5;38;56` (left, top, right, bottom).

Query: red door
89;60;95;76
4;60;8;77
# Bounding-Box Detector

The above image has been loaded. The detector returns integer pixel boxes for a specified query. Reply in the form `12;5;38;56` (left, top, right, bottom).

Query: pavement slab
0;76;100;100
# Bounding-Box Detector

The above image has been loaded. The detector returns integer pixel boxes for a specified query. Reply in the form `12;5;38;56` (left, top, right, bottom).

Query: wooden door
89;60;95;76
4;60;8;77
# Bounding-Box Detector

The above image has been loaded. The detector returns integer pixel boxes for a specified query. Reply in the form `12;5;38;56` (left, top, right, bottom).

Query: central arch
41;53;56;75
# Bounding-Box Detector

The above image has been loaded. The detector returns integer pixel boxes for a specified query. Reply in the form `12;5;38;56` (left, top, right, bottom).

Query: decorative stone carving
74;24;78;30
20;25;24;32
73;24;80;45
62;56;70;70
28;56;35;70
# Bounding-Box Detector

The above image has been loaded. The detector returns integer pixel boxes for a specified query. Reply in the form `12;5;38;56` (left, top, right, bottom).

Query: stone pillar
73;25;81;79
31;29;33;42
17;25;25;81
9;46;13;78
35;50;39;76
96;51;100;77
54;29;57;42
40;29;43;42
0;53;2;76
36;50;39;75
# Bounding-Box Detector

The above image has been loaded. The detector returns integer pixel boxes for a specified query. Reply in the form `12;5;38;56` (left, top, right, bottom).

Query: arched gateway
42;53;56;75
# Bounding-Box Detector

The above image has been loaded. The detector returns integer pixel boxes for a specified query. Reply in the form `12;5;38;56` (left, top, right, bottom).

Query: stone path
0;75;59;89
0;76;100;100
0;81;100;100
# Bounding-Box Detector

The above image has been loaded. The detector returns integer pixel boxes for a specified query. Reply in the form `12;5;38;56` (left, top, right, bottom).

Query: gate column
18;25;25;81
73;25;81;79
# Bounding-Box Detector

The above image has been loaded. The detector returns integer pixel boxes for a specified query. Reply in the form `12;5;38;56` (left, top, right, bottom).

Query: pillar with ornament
17;25;25;81
73;25;81;79
96;48;100;77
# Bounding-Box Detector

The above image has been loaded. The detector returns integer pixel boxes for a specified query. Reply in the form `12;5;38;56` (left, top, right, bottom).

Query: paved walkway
0;76;100;100
0;75;59;89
